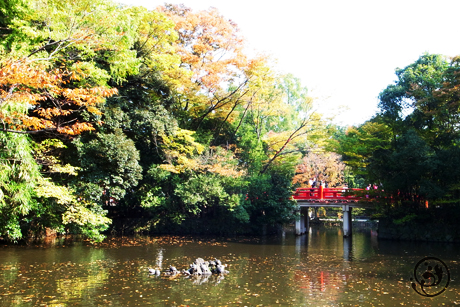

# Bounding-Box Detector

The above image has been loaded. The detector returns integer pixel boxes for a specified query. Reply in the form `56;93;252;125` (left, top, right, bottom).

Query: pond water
0;226;459;306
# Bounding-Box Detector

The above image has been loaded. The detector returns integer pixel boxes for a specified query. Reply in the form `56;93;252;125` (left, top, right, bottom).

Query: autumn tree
0;59;117;135
0;0;141;241
232;67;326;231
293;150;346;187
0;1;333;238
160;4;251;130
239;64;325;174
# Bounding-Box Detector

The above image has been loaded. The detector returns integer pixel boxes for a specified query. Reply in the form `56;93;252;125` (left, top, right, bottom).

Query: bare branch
0;128;56;134
259;117;313;175
194;78;249;130
27;38;70;58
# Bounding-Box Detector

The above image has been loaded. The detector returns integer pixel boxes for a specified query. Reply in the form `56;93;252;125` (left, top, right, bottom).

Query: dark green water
0;226;459;306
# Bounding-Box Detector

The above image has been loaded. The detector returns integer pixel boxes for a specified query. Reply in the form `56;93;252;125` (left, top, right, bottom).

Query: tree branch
259;118;312;175
0;84;18;106
0;128;57;134
193;78;249;130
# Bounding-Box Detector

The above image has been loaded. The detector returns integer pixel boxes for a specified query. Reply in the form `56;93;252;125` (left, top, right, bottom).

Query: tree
1;0;142;81
333;118;392;180
243;163;298;231
0;58;117;135
73;129;143;204
0;132;40;240
378;53;458;147
293;150;346;187
0;0;332;239
160;4;250;130
232;62;325;175
340;54;460;214
0;0;151;241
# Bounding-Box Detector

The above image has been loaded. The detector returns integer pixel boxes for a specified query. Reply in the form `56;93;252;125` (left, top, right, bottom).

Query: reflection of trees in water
302;226;378;261
0;259;110;305
5;232;457;305
55;269;108;303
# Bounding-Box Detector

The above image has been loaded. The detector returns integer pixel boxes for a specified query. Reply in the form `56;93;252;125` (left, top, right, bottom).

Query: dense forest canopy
334;54;460;225
0;0;337;242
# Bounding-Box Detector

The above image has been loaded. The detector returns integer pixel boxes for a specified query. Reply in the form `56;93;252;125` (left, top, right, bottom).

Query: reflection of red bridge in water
292;186;369;237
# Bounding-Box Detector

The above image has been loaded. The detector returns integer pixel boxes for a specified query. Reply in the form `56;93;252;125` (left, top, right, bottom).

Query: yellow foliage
35;178;76;205
62;204;111;227
159;133;246;178
196;146;246;178
159;164;180;174
160;128;204;173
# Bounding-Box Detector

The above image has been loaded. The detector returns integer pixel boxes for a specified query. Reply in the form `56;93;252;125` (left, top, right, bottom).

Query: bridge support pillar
295;207;309;235
342;205;352;237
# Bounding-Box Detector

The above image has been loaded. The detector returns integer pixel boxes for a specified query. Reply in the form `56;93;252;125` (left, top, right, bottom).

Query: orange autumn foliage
196;145;246;178
0;59;117;135
160;4;249;119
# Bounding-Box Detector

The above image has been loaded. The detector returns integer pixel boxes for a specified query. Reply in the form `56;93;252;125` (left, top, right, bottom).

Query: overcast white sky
120;0;460;126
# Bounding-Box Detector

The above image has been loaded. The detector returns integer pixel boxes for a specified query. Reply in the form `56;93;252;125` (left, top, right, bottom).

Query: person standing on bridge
309;178;315;196
366;184;372;198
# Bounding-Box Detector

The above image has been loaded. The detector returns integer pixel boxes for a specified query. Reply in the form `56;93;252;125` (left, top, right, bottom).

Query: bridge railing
293;186;363;201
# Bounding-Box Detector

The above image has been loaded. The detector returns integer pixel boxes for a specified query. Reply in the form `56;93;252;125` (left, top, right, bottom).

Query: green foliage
0;132;111;242
0;132;40;240
0;0;35;54
73;129;142;203
61;201;110;242
333;118;392;182
0;1;332;240
393;213;418;225
2;0;142;82
138;165;245;225
35;178;111;242
379;54;449;117
339;53;460;226
277;73;311;130
33;139;79;175
236;123;267;174
175;174;234;214
379;53;457;146
244;167;298;229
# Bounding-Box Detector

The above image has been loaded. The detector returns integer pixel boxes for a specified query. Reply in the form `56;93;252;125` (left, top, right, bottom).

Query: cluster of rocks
149;258;229;277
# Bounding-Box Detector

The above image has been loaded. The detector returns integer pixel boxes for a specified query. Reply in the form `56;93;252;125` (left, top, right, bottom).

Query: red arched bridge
293;186;364;203
292;186;369;237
